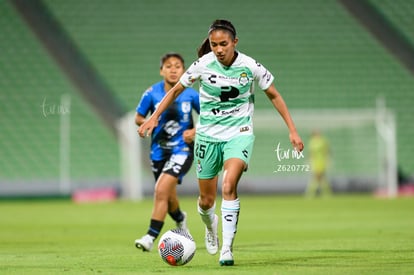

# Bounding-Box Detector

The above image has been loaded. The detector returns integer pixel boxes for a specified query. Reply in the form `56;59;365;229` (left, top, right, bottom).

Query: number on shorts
195;143;206;159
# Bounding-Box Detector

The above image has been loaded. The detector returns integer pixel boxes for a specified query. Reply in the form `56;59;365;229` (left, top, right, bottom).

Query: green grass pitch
1;195;413;274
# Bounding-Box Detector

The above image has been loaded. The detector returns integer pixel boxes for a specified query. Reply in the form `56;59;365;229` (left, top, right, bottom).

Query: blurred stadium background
0;0;413;199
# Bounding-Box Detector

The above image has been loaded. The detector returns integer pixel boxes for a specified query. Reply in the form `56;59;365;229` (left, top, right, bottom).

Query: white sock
197;201;216;230
221;198;240;248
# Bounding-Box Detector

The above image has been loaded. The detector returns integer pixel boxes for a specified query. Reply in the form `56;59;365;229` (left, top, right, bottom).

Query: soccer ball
158;228;196;266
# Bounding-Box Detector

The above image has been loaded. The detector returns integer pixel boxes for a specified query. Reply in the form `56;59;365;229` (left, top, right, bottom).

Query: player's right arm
138;82;186;138
135;113;146;126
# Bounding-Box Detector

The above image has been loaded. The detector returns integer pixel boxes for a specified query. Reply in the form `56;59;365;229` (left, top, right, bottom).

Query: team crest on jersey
238;72;249;86
181;101;191;113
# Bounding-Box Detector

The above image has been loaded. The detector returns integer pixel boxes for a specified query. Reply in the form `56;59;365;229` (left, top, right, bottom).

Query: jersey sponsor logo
164;120;182;136
221;108;240;115
211;107;240;116
212;108;220;115
218;75;238;80
257;60;272;84
208;72;249;88
170;154;187;165
162;160;182;174
159;140;179;148
163;160;174;171
219;86;239;102
263;70;272;83
208;74;217;84
240;126;249;132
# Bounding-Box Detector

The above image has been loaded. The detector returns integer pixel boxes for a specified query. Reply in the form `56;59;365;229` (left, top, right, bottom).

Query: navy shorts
151;153;194;184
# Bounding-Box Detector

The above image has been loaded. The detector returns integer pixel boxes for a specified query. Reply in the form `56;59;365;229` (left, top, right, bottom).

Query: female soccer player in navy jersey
134;53;199;252
138;20;303;266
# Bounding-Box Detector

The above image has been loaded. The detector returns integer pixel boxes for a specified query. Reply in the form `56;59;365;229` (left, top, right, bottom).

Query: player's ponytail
197;19;237;58
197;38;211;57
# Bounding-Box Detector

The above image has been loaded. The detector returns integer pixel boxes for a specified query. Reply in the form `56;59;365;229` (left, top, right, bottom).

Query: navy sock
147;219;164;239
169;208;184;223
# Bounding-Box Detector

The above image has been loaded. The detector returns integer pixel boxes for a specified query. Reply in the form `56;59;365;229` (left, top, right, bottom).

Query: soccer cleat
135;234;154;252
219;246;234;266
176;211;188;231
205;214;219;255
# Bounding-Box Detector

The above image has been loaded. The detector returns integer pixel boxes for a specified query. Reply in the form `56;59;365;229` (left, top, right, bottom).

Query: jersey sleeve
250;59;275;91
180;58;203;88
136;88;152;116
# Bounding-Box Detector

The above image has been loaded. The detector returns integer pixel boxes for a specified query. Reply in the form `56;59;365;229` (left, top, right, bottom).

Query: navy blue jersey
136;81;200;161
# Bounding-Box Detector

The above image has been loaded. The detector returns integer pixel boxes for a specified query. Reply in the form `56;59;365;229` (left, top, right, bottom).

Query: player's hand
138;117;158;138
289;131;304;152
183;128;196;144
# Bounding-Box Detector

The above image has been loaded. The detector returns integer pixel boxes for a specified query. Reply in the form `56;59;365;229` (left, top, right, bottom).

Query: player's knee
198;195;215;210
154;185;169;201
222;181;237;198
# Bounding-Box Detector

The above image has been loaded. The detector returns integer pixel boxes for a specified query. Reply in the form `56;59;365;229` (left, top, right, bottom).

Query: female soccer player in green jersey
138;19;304;266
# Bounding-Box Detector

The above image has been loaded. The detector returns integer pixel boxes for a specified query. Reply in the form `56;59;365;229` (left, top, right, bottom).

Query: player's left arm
264;83;304;152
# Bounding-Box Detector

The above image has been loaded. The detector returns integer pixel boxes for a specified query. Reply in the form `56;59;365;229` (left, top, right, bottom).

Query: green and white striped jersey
180;51;274;141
